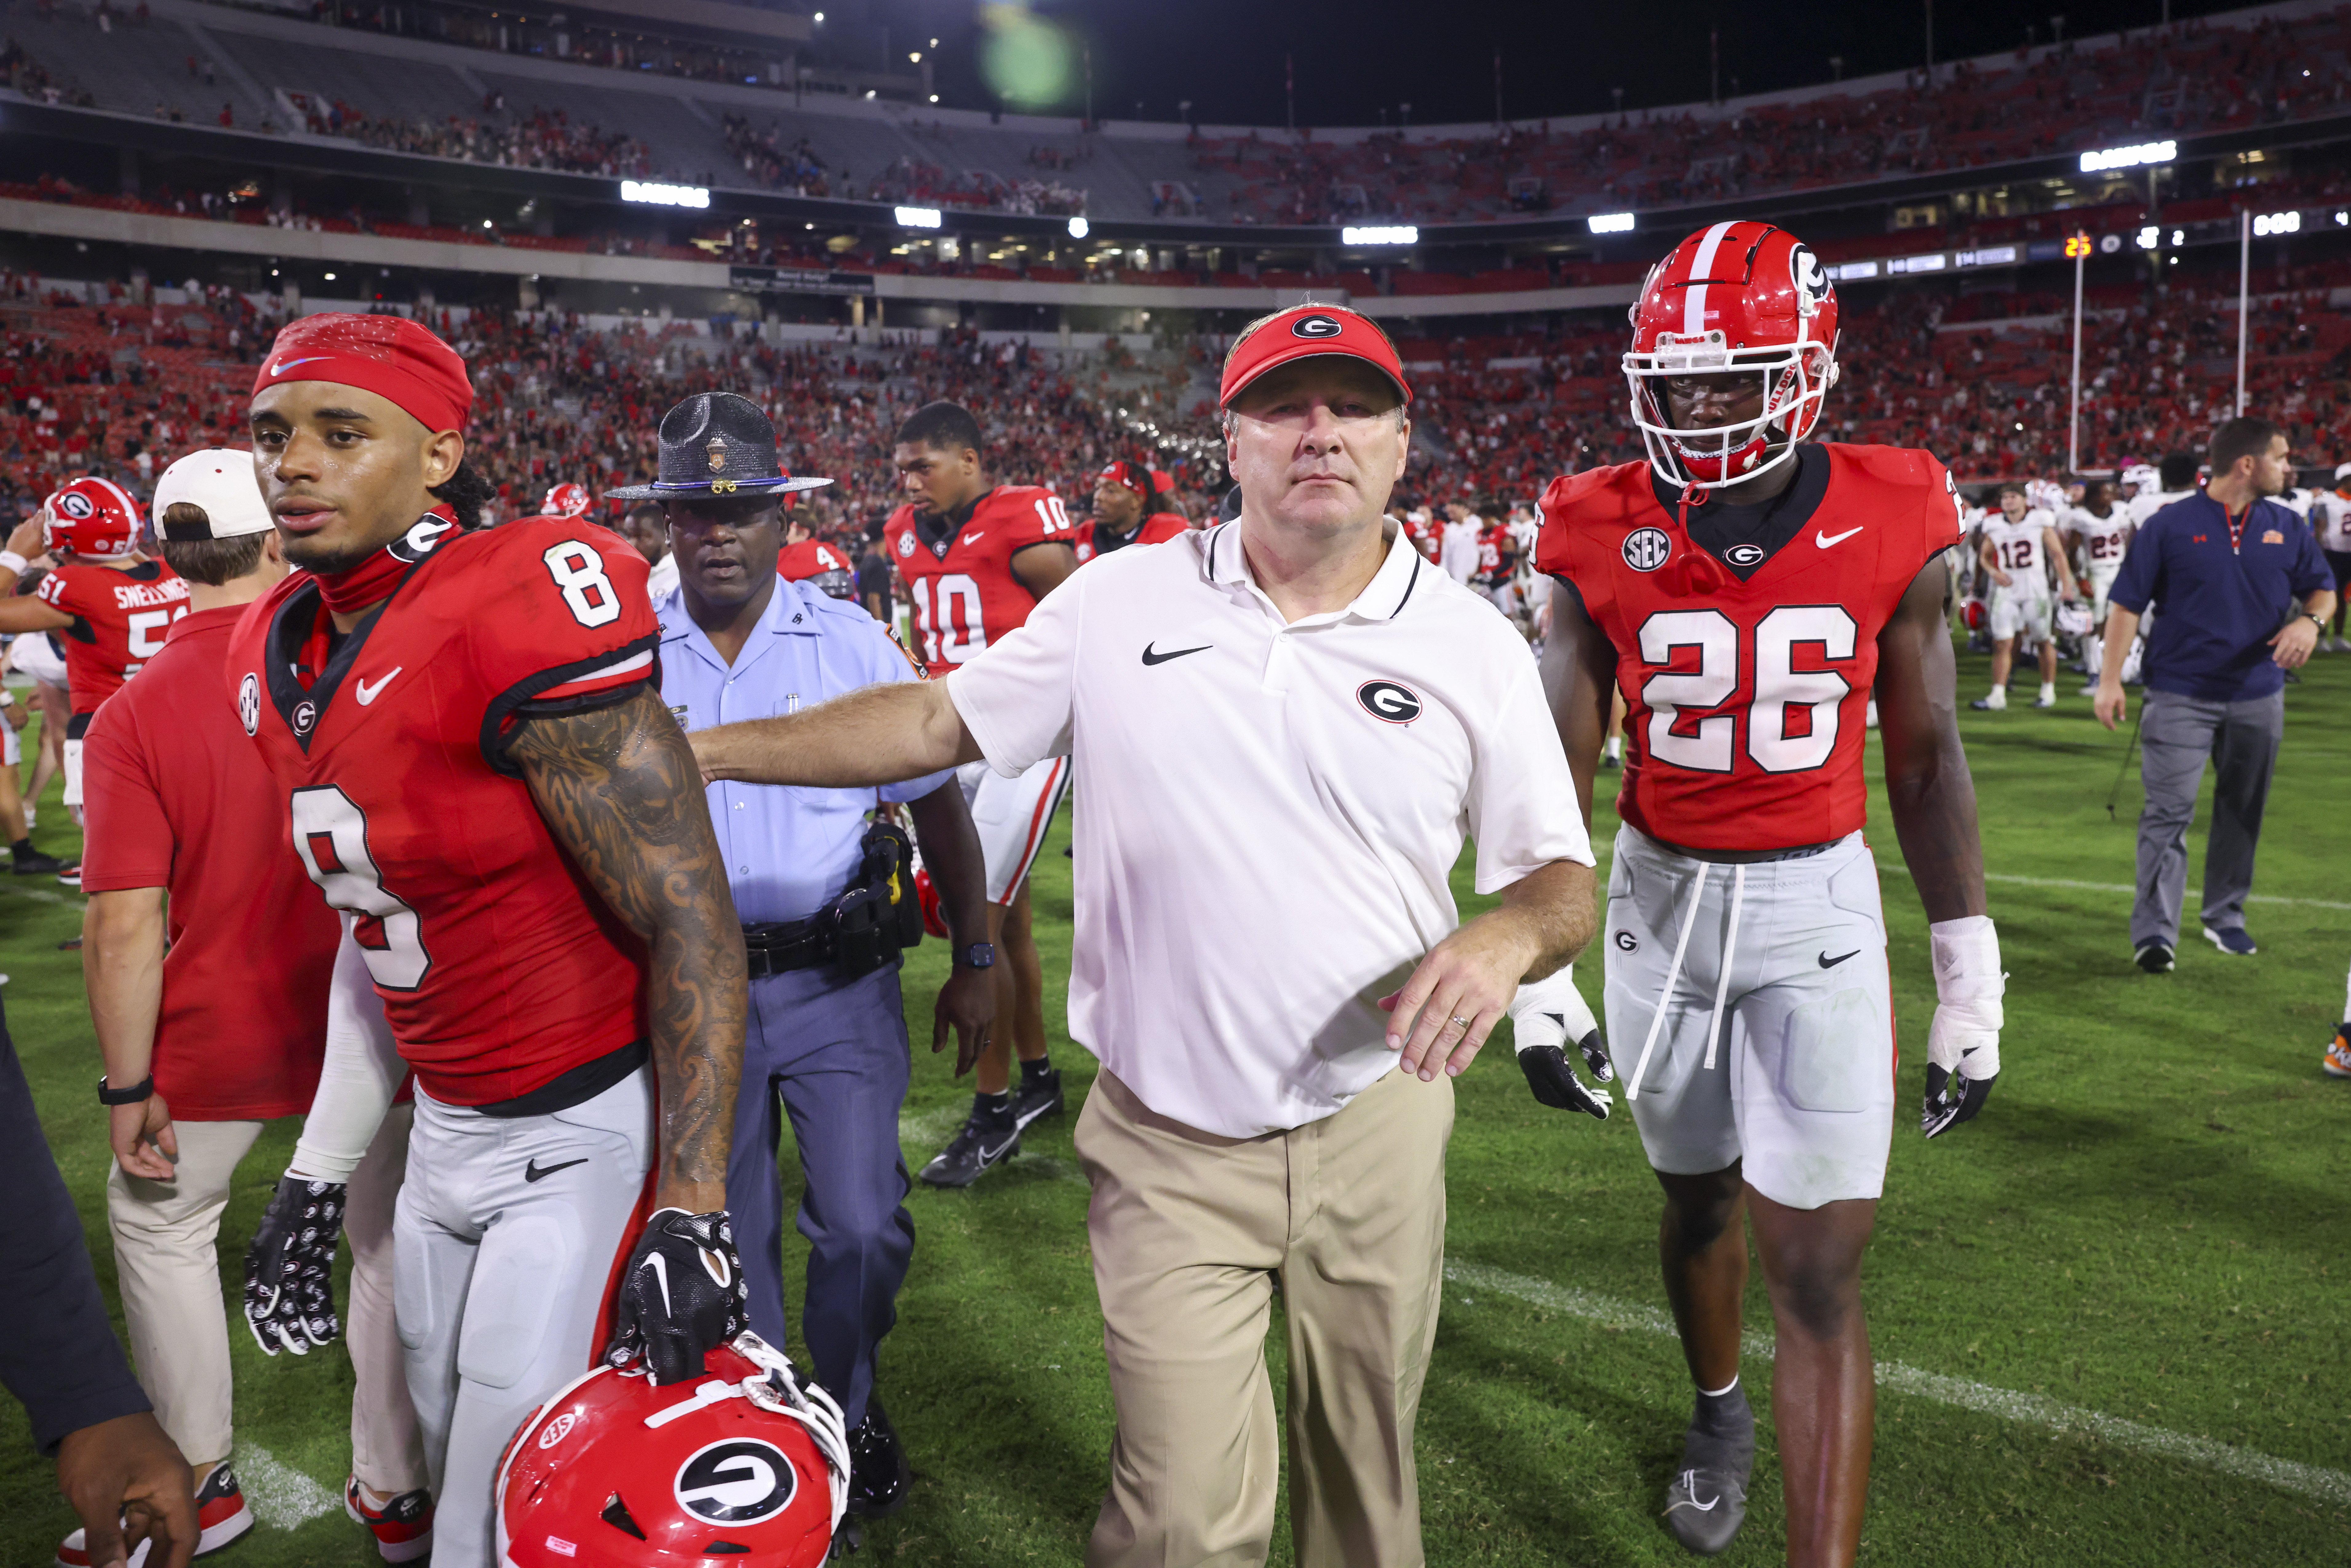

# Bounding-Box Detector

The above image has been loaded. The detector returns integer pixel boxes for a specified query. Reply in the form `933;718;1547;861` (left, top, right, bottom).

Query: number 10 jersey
1536;445;1962;854
228;515;662;1107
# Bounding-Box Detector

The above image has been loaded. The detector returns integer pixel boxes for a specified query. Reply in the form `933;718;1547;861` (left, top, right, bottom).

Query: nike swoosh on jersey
1815;526;1864;548
354;667;402;705
1819;949;1861;969
961;531;985;546
269;356;332;376
523;1156;588;1183
1141;642;1211;666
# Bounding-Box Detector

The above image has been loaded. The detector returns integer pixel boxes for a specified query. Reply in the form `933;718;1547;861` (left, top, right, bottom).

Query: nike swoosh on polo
269;356;332;377
1141;642;1211;666
354;667;401;706
523;1156;588;1183
1819;949;1861;969
1815;526;1864;548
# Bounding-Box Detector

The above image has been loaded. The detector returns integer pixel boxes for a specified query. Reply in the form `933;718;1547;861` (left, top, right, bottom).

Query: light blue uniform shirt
657;578;952;926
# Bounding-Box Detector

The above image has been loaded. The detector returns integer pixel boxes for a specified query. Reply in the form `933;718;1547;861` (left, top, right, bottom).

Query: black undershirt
913;488;990;553
1649;444;1833;582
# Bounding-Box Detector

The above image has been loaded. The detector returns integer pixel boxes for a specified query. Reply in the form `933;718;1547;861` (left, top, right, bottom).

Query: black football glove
1519;1026;1617;1119
243;1175;348;1356
607;1208;750;1385
1921;917;2004;1139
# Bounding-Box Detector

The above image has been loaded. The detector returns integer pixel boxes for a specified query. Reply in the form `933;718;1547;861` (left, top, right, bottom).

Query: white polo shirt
947;519;1592;1139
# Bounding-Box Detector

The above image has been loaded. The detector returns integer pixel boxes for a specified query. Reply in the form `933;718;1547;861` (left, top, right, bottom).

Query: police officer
613;393;996;1518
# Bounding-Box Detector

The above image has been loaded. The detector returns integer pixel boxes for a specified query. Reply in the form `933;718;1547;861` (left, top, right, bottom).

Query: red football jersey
34;558;189;714
1399;516;1442;562
1072;510;1187;565
1536;445;1962;853
1477;522;1514;584
777;538;852;582
884;484;1074;677
227;515;661;1106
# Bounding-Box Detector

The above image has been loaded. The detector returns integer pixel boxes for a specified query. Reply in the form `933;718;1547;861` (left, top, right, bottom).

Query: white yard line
235;1443;343;1529
1444;1259;2351;1507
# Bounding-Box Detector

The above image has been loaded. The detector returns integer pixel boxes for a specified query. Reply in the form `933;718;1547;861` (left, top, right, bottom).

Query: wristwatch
2308;613;2328;634
955;942;996;970
98;1073;154;1106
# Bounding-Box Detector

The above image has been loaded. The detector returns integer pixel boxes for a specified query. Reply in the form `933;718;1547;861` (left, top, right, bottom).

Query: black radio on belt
741;817;924;981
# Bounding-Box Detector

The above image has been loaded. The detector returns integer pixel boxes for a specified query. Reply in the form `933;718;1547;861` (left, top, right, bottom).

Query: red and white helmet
497;1333;849;1566
542;482;593;519
44;476;143;559
1625;222;1840;491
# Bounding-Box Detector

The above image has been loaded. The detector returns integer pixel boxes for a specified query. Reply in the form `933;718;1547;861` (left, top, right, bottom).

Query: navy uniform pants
728;959;916;1431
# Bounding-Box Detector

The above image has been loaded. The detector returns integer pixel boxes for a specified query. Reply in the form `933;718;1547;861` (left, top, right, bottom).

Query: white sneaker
1969;689;2007;711
2034;684;2057;708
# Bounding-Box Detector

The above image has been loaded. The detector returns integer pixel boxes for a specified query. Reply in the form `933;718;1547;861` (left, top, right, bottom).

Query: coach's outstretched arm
510;686;748;1215
1873;558;2003;1137
695;678;985;789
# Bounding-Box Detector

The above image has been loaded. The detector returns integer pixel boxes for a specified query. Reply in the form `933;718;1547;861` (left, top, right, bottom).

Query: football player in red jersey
1530;223;2001;1566
1072;458;1189;564
540;480;592;519
882;400;1079;1185
228;314;750;1567
777;513;856;598
0;478;188;869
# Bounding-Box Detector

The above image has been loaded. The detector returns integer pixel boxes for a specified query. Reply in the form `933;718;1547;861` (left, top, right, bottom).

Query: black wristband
98;1074;154;1106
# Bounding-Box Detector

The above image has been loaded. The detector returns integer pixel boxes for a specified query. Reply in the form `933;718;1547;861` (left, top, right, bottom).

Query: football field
2;651;2347;1566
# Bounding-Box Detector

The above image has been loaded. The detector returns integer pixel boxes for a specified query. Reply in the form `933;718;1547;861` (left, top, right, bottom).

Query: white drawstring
1701;863;1748;1072
1626;862;1710;1102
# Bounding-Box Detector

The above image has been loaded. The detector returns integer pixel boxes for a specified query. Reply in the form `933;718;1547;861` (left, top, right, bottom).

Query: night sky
911;0;2251;128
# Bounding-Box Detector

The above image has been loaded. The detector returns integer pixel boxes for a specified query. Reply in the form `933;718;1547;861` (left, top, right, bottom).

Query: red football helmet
44;476;143;559
1625;222;1840;491
912;864;949;940
497;1333;849;1566
543;482;593;519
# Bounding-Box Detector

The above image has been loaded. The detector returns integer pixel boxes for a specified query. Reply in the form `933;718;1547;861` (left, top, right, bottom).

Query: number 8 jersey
227;515;661;1107
885;484;1070;678
1536;444;1962;854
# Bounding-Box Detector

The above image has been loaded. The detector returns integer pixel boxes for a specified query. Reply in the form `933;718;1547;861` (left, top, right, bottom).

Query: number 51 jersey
1536;444;1962;854
228;515;661;1107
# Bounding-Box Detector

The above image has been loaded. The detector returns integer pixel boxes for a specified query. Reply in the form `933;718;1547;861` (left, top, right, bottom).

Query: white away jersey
2066;506;2132;574
1981;509;2055;592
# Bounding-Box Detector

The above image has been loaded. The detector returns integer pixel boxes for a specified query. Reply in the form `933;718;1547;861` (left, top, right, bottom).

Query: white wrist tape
290;922;406;1180
1509;963;1599;1056
0;550;27;576
1926;915;2004;1079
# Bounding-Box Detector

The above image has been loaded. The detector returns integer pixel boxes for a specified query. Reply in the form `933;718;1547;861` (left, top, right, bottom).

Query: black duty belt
741;917;838;978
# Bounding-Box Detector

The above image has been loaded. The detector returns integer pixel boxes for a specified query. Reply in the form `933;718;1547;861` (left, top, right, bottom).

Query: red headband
1097;460;1153;497
251;312;474;434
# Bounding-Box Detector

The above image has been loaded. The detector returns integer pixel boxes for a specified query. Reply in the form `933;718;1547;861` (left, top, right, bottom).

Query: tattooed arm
509;686;747;1214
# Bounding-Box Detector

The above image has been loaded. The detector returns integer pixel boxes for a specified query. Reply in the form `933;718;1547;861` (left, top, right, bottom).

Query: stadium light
1587;212;1636;234
1342;225;1418;245
2251;210;2301;237
2136;225;2159;250
896;206;943;229
2078;139;2174;173
1067;216;1090;239
621;180;709;209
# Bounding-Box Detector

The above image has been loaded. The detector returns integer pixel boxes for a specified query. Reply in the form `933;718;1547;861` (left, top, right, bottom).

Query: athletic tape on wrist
0;550;27;575
1508;964;1597;1052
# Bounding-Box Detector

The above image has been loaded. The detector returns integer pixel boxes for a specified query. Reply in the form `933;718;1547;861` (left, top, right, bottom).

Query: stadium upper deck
3;0;2349;235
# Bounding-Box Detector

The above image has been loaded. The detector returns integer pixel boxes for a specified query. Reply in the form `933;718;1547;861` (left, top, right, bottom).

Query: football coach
690;303;1596;1568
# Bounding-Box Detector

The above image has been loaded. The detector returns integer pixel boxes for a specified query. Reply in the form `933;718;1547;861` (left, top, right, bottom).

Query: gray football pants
2132;688;2285;949
396;1068;652;1566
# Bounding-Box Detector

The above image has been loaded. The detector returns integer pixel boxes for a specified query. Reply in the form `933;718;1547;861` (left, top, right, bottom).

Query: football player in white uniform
2062;478;2133;678
1972;482;2079;710
2128;453;2201;527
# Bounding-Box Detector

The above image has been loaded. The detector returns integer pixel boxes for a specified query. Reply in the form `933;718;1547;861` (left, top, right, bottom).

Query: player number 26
288;786;430;990
1638;606;1856;775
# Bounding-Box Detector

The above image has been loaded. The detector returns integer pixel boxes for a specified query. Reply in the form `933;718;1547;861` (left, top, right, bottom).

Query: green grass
3;650;2349;1564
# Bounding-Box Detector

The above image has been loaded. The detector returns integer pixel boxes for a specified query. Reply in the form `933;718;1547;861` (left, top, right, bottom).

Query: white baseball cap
2334;460;2351;484
153;449;272;540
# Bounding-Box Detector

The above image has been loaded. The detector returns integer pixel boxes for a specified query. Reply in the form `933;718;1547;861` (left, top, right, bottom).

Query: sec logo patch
897;530;915;557
238;673;260;736
1622;527;1671;572
1357;679;1422;724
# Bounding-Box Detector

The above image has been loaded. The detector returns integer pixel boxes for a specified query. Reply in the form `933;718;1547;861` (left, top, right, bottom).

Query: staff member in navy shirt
2095;416;2337;972
619;393;997;1519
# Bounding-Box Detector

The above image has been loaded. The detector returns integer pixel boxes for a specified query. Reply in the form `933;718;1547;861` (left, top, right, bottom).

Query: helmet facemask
1625;332;1839;493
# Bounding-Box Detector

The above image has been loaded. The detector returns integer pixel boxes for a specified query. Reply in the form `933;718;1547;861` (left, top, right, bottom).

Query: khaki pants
107;1103;424;1491
1076;1066;1453;1568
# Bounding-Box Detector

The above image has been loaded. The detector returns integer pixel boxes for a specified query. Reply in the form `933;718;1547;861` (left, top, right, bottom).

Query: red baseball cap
1219;304;1411;409
251;312;474;434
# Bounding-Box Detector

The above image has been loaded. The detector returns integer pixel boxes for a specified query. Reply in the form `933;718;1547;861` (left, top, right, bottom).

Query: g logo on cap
1357;679;1422;724
1291;314;1345;339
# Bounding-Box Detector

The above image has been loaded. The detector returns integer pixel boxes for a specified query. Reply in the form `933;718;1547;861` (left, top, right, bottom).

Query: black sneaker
845;1395;911;1517
10;845;61;875
2135;941;2175;974
918;1100;1020;1188
1662;1387;1753;1556
1009;1066;1064;1131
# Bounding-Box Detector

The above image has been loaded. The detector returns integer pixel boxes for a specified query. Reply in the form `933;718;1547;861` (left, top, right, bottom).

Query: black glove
1518;1026;1616;1120
1921;1061;1998;1138
243;1175;347;1357
607;1208;749;1385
